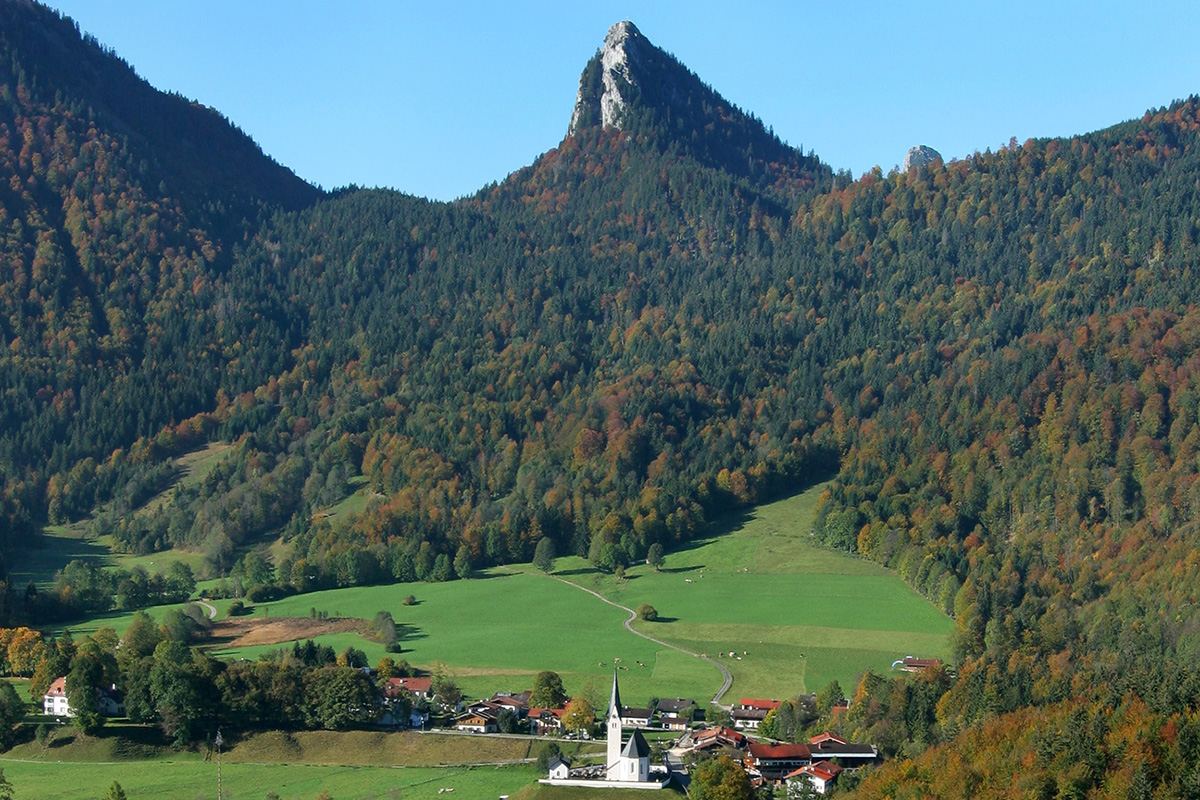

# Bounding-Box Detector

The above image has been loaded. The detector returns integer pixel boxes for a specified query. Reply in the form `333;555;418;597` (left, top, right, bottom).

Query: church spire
608;668;622;718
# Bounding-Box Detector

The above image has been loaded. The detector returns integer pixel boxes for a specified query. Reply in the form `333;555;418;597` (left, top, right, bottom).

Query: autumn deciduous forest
4;3;1200;794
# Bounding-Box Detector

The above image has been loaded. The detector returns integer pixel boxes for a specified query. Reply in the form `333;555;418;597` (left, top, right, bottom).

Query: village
37;657;944;796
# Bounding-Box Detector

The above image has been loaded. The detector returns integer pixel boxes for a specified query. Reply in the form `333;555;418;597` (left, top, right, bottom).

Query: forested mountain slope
4;7;1200;793
0;0;320;545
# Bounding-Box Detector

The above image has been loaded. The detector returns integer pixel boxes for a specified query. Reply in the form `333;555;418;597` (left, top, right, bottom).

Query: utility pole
215;729;223;800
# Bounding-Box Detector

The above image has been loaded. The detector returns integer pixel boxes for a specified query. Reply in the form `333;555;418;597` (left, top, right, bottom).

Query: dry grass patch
211;615;366;648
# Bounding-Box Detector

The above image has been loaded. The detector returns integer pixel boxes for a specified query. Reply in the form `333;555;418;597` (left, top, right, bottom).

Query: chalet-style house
690;726;748;752
529;707;566;735
455;706;500;733
806;732;879;767
619;705;654;728
489;691;531;718
785;760;844;795
892;656;942;673
744;742;814;782
386;676;433;701
655;697;696;730
732;697;780;730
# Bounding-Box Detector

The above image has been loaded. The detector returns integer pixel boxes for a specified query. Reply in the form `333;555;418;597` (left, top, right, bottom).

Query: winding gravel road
546;574;733;708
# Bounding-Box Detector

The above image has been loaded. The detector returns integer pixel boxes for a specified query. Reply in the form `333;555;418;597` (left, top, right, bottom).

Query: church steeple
607;669;622;719
606;669;623;780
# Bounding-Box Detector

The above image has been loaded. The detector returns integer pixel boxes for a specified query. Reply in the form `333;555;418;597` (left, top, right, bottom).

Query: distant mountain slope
0;0;319;544
0;0;319;210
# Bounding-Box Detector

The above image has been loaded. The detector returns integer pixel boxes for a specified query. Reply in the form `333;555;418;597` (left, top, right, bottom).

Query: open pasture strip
0;758;539;800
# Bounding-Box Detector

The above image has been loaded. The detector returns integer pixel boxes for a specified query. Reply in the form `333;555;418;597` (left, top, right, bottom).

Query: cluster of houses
455;686;701;736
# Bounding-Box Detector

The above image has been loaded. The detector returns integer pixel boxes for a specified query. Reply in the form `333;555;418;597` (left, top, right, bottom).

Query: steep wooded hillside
0;1;319;546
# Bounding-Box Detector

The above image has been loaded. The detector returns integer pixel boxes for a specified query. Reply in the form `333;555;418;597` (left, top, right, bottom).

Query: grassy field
0;727;601;800
32;481;950;712
213;573;718;706
208;483;951;705
0;759;541;800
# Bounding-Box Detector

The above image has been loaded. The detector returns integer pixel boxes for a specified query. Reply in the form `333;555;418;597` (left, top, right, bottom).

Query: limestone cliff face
904;145;943;172
568;21;646;135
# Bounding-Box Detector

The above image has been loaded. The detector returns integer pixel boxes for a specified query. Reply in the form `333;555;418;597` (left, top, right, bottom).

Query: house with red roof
732;698;780;730
529;707;566;735
785;760;844;794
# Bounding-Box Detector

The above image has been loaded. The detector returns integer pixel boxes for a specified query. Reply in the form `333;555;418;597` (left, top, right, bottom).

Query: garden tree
0;683;23;751
104;782;128;800
535;741;562;771
531;671;568;708
816;679;844;717
637;604;658;621
0;769;12;800
149;640;206;746
562;696;595;733
690;754;754;800
533;537;557;573
646;543;664;571
118;611;163;670
432;676;462;710
497;707;518;733
65;651;105;734
304;667;376;730
34;723;51;750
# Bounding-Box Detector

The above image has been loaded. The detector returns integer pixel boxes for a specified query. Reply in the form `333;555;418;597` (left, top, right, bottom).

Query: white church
540;671;670;790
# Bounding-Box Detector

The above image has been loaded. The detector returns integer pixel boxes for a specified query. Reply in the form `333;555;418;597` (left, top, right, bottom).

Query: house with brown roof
655;697;696;730
744;742;812;782
691;726;747;752
892;656;943;673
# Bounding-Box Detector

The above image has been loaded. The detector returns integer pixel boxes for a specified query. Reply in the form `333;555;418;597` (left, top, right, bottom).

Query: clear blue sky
46;1;1200;201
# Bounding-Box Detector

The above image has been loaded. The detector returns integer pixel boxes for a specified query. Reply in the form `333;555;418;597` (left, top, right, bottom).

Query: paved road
547;574;734;708
195;600;218;620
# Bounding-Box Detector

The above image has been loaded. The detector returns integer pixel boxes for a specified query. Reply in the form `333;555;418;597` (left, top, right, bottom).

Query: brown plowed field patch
210;616;366;648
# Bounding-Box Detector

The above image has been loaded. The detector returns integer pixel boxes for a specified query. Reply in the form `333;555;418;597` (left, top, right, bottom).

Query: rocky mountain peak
903;145;943;172
568;21;648;135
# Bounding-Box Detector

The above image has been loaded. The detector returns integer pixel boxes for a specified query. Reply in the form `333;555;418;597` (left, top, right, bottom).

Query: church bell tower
606;669;623;780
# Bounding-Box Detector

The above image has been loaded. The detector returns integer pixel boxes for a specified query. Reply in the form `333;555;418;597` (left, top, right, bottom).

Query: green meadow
30;480;951;709
0;758;540;800
210;483;951;705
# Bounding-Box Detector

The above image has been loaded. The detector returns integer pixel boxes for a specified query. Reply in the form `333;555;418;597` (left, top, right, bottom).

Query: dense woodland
3;3;1200;794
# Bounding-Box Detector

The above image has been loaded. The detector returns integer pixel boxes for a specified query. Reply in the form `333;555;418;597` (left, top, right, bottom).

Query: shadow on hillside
656;565;703;574
552;568;597;577
647;616;678;623
398;624;426;644
9;529;112;587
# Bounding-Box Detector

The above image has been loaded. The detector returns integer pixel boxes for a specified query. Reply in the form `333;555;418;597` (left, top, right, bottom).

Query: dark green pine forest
4;4;1200;795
